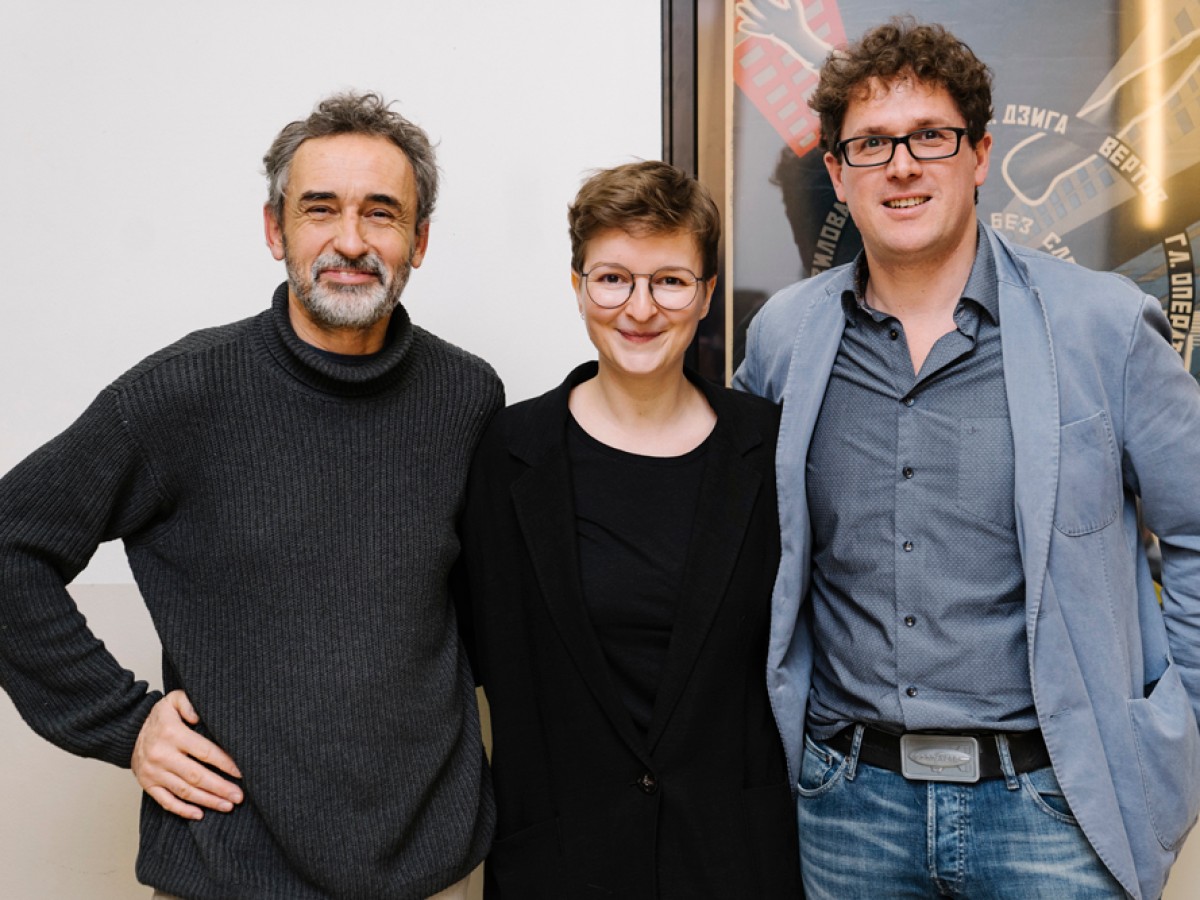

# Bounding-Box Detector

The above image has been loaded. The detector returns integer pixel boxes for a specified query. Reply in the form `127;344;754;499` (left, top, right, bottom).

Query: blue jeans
797;728;1129;898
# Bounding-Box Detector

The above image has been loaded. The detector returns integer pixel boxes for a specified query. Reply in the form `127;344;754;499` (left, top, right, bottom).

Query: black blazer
459;362;801;899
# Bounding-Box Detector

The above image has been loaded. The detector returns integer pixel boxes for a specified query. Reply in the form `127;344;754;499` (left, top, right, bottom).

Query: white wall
0;1;659;896
2;0;660;584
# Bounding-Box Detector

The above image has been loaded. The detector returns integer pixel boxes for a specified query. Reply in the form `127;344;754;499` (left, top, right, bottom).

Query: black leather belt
826;725;1050;780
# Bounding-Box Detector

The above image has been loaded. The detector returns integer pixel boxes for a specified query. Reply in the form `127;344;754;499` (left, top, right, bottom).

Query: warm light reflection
1142;0;1165;229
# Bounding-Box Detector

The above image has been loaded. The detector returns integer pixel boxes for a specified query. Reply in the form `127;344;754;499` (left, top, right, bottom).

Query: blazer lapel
991;230;1060;631
769;286;846;674
508;366;652;762
646;403;762;751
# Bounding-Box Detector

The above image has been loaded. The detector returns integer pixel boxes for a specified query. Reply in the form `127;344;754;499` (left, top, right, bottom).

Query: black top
568;415;708;736
461;361;801;899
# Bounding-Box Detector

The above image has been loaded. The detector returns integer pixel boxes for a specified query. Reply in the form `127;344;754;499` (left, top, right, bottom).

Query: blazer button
637;773;658;794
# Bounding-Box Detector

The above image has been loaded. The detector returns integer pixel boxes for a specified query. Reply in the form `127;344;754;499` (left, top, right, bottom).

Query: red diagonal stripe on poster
734;1;847;158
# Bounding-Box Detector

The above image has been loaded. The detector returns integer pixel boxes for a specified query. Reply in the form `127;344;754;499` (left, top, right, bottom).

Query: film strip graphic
995;5;1200;254
1117;226;1200;377
993;0;1200;376
733;0;847;158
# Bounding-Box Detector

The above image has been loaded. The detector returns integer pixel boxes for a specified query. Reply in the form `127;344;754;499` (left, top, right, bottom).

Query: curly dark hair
568;160;721;279
809;17;993;156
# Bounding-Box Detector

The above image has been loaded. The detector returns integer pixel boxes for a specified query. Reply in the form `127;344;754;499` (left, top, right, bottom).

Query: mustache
311;252;385;279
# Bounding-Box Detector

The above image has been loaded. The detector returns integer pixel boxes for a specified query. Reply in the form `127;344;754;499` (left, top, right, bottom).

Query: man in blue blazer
735;17;1200;900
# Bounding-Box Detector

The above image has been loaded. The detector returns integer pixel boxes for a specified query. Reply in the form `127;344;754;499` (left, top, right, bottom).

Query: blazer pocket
1053;412;1120;536
1128;662;1200;850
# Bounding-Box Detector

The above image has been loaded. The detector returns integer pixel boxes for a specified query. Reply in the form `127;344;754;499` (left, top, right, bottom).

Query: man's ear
410;221;430;269
824;151;847;203
264;205;286;261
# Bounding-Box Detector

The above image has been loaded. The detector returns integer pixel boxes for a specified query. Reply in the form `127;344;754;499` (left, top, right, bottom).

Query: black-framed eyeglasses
579;264;706;311
836;126;969;167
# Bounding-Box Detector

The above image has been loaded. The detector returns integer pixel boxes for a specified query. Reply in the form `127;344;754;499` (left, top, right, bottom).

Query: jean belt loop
995;734;1020;790
846;724;865;781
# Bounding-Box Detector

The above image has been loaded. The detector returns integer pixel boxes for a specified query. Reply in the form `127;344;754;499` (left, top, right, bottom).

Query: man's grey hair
263;91;439;226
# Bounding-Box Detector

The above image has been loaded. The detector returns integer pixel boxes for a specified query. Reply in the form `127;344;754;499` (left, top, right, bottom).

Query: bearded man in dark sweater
0;92;501;899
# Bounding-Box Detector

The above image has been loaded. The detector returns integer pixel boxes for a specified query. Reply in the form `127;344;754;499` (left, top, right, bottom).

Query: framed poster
669;0;1200;385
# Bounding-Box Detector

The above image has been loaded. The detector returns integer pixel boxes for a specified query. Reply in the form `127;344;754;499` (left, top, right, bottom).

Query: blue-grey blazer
735;222;1200;900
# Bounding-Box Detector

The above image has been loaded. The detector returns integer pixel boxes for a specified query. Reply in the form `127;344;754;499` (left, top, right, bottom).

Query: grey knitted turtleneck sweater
0;283;501;899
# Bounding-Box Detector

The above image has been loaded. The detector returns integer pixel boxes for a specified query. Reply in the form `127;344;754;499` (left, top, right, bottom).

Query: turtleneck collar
258;282;419;397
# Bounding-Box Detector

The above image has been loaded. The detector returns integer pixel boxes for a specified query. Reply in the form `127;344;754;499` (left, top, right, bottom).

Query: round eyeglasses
836;126;968;167
579;264;706;311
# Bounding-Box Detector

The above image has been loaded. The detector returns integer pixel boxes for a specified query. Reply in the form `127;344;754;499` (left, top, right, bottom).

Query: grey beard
287;249;412;330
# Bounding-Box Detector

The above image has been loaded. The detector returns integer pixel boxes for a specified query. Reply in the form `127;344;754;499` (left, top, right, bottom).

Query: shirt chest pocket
956;417;1017;529
1053;411;1121;536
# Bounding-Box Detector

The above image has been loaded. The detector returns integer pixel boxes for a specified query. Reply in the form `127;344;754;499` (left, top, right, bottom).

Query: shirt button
888;329;899;340
903;541;914;552
636;773;658;795
903;397;915;407
904;616;916;627
902;466;914;479
906;686;918;697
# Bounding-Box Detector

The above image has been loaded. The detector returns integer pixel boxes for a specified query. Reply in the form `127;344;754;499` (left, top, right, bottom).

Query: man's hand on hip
132;690;244;820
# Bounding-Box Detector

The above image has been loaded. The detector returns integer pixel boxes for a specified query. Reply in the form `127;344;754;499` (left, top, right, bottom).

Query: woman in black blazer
459;161;801;899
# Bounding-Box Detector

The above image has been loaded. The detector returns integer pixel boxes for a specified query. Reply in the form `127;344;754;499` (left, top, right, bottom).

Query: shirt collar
963;224;1000;326
840;222;999;327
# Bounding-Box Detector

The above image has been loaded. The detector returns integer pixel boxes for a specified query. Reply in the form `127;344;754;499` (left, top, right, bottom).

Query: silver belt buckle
899;734;981;783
